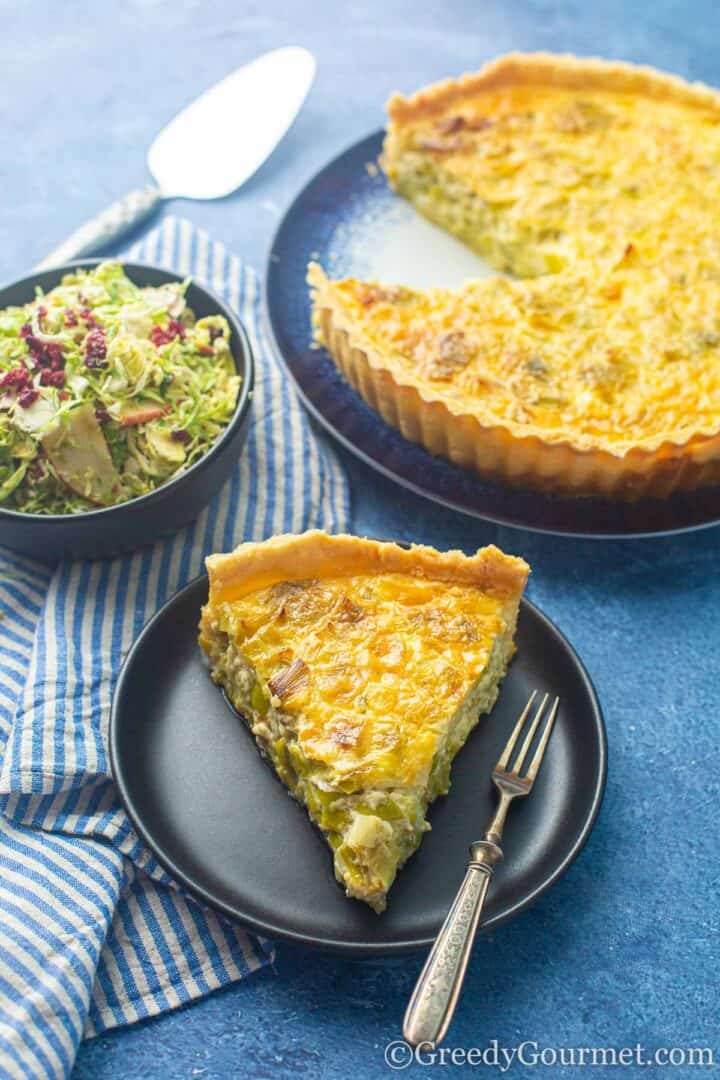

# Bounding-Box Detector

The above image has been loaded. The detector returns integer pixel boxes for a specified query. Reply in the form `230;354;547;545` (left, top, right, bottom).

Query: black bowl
0;260;254;563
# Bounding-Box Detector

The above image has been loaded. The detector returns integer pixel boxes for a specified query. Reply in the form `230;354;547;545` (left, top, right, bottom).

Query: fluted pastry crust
310;54;720;499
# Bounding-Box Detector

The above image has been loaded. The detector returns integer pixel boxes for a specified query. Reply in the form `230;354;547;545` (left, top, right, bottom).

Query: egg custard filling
199;532;528;912
310;55;720;498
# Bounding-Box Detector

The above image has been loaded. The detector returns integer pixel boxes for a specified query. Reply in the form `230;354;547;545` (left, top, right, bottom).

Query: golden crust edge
384;52;720;127
202;530;529;607
308;264;720;499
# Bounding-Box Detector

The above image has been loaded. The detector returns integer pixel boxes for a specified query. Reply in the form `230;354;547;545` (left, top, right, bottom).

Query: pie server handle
36;185;163;270
402;860;493;1050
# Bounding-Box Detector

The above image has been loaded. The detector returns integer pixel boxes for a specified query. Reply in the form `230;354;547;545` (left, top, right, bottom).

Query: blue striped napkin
0;218;350;1078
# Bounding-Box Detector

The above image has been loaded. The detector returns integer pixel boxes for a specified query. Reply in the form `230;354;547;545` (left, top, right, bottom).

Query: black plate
265;130;720;538
110;574;606;953
0;260;254;562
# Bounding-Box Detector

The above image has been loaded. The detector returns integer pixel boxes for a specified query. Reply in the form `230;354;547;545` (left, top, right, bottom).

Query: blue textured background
3;1;719;1076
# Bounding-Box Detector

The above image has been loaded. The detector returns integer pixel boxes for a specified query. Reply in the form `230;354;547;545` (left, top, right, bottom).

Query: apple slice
143;426;187;465
42;403;121;505
115;402;171;427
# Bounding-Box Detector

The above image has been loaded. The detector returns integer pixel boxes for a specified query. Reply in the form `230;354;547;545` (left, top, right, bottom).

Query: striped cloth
0;218;350;1078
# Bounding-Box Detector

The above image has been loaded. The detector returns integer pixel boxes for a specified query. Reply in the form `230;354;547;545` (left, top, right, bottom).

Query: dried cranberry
85;328;106;357
170;428;191;443
64;308;79;327
0;365;30;390
24;332;65;371
28;341;46;365
58;390;69;401
80;306;100;329
151;327;169;347
84;328;107;368
95;407;111;423
19;322;32;339
17;387;39;408
24;334;44;360
39;369;66;389
151;319;186;347
46;343;64;370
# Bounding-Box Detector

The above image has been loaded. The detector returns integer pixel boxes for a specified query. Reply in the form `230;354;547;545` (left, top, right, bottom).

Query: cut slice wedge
199;531;528;912
42;403;121;505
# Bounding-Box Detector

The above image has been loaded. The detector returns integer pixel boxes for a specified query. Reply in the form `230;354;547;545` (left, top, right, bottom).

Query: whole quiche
310;54;720;499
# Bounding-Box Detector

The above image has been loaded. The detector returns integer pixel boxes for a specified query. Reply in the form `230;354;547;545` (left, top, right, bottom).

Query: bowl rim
0;258;254;525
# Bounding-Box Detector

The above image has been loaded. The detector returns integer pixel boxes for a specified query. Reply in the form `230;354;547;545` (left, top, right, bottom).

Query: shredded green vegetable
0;262;239;514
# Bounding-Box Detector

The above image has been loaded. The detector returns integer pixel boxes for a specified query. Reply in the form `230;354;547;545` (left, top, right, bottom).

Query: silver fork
403;691;560;1049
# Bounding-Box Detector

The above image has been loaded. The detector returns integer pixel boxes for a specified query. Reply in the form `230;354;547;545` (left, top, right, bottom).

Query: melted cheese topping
324;83;720;453
212;572;506;791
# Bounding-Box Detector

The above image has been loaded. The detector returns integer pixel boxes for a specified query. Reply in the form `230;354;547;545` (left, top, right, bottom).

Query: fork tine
495;690;537;770
524;696;560;783
512;692;549;774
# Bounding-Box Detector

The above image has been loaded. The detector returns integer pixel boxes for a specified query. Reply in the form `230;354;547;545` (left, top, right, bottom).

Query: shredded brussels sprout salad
0;262;240;514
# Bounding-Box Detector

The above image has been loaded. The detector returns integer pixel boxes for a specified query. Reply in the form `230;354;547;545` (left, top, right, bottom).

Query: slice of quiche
199;531;528;912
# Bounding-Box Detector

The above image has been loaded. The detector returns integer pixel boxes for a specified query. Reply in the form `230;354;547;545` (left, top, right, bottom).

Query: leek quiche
199;531;528;912
309;54;720;499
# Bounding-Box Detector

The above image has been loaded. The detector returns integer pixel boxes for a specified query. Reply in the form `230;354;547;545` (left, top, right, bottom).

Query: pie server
37;46;316;270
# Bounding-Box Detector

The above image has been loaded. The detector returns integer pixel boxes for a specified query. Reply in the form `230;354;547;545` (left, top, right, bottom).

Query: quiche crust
204;529;527;603
199;532;528;911
384;52;720;127
309;54;720;499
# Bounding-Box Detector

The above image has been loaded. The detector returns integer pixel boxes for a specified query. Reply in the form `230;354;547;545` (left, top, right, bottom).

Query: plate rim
110;571;607;955
264;127;720;541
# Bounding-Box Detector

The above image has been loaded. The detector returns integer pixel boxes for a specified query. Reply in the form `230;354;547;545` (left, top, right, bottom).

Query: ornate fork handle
403;839;503;1048
402;693;559;1049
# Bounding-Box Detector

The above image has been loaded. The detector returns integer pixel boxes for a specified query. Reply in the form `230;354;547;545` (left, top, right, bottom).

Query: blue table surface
5;1;720;1077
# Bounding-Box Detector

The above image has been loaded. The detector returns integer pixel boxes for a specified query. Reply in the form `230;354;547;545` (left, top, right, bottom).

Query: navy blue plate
265;130;720;538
